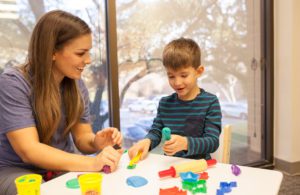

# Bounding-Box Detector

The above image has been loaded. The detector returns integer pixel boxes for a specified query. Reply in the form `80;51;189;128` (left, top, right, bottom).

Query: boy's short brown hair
162;37;201;70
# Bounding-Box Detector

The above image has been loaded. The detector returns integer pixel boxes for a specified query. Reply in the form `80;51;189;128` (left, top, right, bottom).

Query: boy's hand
94;127;123;150
163;135;188;156
128;139;151;160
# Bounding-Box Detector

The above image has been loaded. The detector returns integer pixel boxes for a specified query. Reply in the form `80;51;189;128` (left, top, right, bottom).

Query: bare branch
28;0;45;20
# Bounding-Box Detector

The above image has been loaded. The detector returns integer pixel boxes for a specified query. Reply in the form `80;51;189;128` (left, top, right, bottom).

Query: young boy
128;37;222;160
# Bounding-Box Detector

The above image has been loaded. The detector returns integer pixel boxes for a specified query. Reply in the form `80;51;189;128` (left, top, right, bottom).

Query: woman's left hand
94;127;122;150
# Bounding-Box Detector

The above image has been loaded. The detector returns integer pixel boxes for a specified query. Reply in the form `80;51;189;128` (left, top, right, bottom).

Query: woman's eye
76;53;85;56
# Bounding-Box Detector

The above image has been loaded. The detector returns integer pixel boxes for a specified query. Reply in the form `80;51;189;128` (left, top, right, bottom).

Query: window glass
0;0;109;132
116;0;263;165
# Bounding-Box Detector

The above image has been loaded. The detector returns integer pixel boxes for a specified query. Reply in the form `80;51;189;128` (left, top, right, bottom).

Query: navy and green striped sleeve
144;100;164;150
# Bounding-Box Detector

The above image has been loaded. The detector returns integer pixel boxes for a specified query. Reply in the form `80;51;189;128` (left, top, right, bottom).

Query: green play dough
66;178;80;189
127;164;137;169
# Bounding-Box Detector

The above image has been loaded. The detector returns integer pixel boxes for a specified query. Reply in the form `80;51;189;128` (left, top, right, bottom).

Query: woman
0;10;122;194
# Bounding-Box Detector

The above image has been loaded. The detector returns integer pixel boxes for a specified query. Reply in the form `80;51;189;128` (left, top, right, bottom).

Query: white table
41;153;283;195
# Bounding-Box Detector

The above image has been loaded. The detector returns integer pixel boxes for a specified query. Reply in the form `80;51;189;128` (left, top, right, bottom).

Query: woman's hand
163;135;188;156
93;127;122;150
93;146;123;172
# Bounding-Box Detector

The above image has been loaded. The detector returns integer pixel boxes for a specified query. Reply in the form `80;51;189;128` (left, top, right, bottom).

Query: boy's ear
196;65;204;76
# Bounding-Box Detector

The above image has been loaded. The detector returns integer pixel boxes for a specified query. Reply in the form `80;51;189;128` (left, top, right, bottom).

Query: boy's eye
168;75;175;79
181;74;188;78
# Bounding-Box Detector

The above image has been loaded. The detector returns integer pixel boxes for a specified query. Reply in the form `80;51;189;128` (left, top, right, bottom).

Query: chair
211;125;232;163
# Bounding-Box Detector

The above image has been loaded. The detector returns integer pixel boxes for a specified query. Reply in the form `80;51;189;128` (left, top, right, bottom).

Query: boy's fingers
164;139;173;145
163;147;171;153
128;149;135;159
130;149;142;160
140;151;146;160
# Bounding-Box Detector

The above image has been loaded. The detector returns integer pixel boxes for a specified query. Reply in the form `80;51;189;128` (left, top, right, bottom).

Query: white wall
274;0;300;162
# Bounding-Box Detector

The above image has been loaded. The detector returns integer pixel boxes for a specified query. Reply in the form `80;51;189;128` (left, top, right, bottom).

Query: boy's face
166;65;204;101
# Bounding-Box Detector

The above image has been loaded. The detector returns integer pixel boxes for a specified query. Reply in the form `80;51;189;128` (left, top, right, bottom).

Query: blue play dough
126;176;148;188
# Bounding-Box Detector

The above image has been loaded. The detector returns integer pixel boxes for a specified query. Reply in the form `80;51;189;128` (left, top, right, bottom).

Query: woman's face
52;34;92;83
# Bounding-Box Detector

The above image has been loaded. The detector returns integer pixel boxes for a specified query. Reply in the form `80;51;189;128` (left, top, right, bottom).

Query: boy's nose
174;78;182;86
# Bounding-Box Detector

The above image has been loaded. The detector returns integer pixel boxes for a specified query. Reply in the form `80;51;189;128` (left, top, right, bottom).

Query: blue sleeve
145;100;164;150
0;74;35;133
185;97;222;156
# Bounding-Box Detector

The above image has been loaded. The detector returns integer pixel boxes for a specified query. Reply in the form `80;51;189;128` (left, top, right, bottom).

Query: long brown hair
22;10;91;144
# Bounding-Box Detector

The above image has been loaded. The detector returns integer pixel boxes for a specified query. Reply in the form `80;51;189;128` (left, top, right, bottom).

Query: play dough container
78;173;102;195
15;174;42;195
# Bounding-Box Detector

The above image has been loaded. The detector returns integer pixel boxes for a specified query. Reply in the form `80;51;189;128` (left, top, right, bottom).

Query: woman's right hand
93;146;123;172
128;139;151;161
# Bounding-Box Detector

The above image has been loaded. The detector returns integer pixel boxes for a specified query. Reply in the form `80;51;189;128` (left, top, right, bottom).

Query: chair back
211;124;232;163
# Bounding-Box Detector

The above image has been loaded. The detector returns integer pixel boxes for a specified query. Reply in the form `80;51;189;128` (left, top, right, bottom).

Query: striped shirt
145;88;222;160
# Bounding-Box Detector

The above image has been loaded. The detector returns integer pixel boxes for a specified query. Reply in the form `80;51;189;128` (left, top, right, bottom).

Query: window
115;0;273;166
0;0;273;166
0;0;109;132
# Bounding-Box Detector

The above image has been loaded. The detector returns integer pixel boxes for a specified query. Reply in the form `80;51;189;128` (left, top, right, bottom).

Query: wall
274;0;300;174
